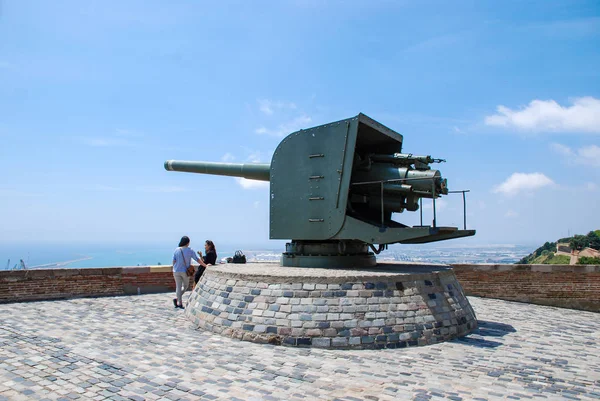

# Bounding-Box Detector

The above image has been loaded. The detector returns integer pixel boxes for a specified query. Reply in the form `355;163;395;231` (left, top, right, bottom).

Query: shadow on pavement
452;320;517;348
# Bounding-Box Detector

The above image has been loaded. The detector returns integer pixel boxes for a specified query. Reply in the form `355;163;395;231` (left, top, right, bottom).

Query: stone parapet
0;266;190;303
185;263;477;349
451;264;600;312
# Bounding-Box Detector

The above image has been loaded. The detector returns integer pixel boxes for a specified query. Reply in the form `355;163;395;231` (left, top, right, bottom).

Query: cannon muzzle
164;160;270;181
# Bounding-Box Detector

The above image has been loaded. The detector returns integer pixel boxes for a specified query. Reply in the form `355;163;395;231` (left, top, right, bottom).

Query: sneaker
177;304;185;309
172;298;178;308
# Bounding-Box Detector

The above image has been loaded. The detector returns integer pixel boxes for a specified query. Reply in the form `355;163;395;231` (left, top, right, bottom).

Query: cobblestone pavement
0;294;598;401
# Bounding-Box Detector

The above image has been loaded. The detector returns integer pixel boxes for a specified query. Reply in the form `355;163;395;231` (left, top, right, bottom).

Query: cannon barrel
164;160;270;181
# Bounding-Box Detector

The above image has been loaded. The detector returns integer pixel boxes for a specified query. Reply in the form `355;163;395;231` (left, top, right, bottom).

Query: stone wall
451;264;600;312
0;266;190;303
185;264;477;349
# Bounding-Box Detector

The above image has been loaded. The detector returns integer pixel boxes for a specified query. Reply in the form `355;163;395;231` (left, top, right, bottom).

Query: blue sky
1;0;599;249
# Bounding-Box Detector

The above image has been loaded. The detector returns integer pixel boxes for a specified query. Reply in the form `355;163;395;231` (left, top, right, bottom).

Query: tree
569;235;587;251
586;231;600;250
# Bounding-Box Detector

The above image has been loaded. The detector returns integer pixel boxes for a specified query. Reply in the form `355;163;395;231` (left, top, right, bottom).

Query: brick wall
0;266;192;303
451;264;600;312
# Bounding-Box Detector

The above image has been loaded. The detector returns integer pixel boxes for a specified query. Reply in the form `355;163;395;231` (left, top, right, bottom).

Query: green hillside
526;253;571;265
516;230;600;265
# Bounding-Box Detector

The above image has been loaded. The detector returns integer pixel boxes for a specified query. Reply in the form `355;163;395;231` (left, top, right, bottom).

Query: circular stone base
185;262;477;349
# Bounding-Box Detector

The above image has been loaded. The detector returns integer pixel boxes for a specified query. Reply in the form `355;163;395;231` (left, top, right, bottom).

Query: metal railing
448;190;470;230
351;177;470;230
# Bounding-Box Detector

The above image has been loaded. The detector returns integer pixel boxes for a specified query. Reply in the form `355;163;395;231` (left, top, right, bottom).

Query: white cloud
549;143;574;156
255;115;312;137
550;143;600;167
247;154;261;163
221;153;235;162
258;100;274;115
253;201;260;209
257;99;297;115
586;182;598;191
505;210;519;218
235;178;269;190
579;145;600;165
485;97;600;133
493;173;554;196
245;151;271;163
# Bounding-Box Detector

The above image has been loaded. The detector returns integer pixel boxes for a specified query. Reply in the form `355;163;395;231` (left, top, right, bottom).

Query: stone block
278;327;292;336
331;337;348;347
311;338;331;348
349;336;362;345
305;329;322;337
303;321;317;329
323;328;338;336
313;313;327;321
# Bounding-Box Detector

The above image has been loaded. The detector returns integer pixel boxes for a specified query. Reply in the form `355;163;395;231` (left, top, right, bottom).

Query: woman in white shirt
172;236;201;309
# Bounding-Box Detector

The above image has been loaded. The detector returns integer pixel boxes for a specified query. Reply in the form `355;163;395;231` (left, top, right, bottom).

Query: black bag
232;250;246;264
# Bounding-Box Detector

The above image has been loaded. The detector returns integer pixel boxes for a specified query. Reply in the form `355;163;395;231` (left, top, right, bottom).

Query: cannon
165;113;475;267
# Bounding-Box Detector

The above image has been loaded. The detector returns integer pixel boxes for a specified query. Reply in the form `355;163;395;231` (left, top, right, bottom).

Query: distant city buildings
245;245;531;265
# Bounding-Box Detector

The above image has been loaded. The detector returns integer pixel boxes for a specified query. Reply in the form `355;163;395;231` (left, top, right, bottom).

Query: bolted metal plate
270;118;359;240
269;113;406;241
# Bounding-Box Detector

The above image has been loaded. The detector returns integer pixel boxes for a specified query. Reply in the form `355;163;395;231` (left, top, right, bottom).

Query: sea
0;243;249;270
0;242;534;270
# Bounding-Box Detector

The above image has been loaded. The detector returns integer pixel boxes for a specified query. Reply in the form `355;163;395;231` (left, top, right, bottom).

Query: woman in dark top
194;240;217;285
